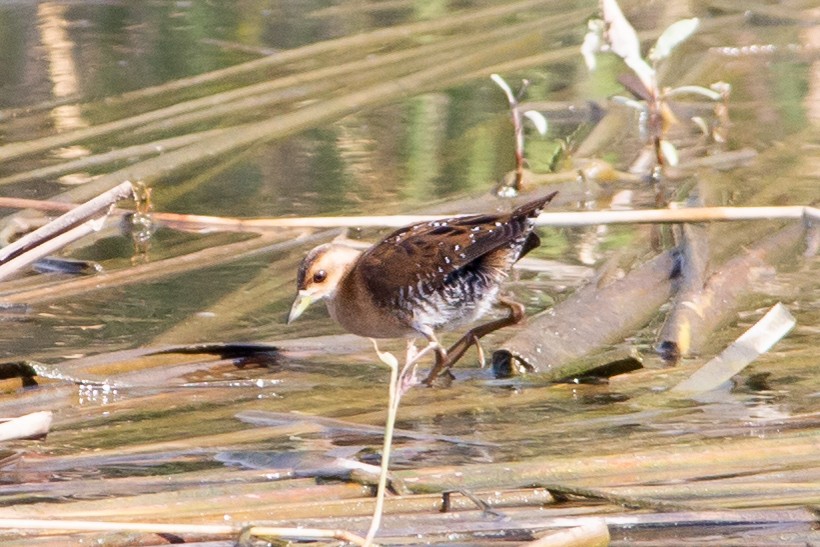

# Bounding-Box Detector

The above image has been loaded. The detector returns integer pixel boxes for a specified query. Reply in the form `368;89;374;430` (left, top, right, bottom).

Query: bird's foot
422;298;526;385
421;341;454;387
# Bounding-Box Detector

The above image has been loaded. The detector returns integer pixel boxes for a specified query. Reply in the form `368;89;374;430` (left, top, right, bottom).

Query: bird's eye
313;270;327;283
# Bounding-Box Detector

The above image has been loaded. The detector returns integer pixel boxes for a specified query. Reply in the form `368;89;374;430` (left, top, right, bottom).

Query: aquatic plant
582;0;729;169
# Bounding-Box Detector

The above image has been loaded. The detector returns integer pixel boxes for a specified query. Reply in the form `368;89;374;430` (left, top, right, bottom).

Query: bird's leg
474;338;486;368
424;332;449;372
423;297;525;385
415;330;455;387
398;339;420;394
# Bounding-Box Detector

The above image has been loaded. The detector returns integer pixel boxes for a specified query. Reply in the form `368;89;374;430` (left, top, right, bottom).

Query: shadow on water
0;0;818;544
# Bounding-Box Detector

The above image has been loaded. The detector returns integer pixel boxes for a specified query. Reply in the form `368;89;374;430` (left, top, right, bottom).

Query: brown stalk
492;251;675;377
656;222;807;360
0;181;134;265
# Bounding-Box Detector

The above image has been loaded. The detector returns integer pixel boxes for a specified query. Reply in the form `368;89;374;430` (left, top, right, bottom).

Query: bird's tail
513;190;558;219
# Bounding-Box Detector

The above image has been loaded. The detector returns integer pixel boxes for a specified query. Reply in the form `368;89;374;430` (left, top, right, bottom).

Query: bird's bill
287;290;315;324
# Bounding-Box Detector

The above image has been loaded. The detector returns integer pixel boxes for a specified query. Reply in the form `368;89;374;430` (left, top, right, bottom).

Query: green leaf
581;19;605;71
649;18;700;62
490;73;516;106
691;116;710;135
523;110;548;135
601;0;656;92
625;56;656;93
665;85;723;101
660;139;679;166
611;95;647;112
602;0;641;63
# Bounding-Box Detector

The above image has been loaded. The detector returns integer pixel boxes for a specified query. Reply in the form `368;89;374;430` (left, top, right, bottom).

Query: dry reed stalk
0;130;224;187
138;206;820;231
0;519;367;545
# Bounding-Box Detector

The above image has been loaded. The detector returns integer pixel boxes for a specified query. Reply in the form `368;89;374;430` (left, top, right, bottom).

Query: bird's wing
358;192;557;307
356;215;516;304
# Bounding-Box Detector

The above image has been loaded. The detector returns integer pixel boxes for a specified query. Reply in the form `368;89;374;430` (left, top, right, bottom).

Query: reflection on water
77;382;120;406
37;4;85;128
38;2;91;181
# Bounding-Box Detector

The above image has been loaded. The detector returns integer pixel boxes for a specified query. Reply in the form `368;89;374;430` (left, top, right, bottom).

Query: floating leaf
523;110;548;135
649;18;700;62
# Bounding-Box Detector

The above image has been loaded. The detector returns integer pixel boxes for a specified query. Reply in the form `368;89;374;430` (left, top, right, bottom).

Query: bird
287;191;557;383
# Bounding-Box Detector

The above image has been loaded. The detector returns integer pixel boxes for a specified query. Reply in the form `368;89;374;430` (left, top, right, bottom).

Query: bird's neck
326;246;363;300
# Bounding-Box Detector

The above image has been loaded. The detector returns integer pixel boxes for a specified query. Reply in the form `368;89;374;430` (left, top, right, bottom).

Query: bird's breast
326;272;416;339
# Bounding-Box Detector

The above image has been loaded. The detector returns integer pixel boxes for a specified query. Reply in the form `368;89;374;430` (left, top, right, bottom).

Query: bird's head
287;243;362;324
